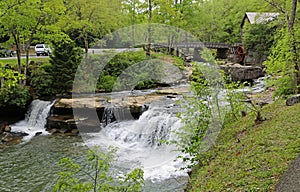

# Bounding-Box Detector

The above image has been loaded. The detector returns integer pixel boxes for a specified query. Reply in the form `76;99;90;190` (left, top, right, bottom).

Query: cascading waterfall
11;99;55;141
83;103;189;181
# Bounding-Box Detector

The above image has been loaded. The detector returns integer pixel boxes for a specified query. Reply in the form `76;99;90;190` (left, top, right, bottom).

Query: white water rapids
83;102;190;182
11;99;55;142
8;98;190;189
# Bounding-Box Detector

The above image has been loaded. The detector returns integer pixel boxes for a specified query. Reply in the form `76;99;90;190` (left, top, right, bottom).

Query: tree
0;0;65;85
263;0;299;95
60;0;124;56
49;34;83;94
243;21;277;64
52;148;144;192
194;0;271;43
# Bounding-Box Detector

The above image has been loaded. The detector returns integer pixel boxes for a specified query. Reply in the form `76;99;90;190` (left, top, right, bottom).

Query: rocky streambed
46;85;191;135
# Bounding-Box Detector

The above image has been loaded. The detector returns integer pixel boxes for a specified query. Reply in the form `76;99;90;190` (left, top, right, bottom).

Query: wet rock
275;154;300;191
64;129;79;136
35;132;42;136
0;121;8;135
4;125;11;132
49;128;79;136
1;132;28;144
71;129;79;135
220;63;264;82
49;129;61;135
286;94;300;106
48;87;188;134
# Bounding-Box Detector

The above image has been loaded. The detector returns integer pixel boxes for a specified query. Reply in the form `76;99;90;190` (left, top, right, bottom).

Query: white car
35;44;52;56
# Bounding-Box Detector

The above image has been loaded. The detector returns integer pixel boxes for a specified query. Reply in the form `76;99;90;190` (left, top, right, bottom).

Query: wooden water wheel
236;45;246;64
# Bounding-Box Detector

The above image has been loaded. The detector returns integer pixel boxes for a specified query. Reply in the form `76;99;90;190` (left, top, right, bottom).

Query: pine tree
50;37;83;94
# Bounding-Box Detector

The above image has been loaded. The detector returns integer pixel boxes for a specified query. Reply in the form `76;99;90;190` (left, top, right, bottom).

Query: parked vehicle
35;44;52;56
0;47;14;57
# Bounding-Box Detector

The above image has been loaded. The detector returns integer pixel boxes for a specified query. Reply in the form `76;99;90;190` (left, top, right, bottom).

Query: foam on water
11;99;55;142
83;105;189;181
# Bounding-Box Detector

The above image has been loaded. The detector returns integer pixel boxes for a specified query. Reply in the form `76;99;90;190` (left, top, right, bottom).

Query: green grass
0;58;49;69
188;100;300;191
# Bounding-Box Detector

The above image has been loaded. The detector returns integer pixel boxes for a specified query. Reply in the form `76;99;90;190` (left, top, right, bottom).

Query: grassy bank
188;100;300;191
1;57;49;66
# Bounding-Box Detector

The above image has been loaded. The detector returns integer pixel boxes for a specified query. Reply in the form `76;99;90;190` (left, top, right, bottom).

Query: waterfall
101;107;180;148
26;100;54;130
83;104;188;181
11;99;55;141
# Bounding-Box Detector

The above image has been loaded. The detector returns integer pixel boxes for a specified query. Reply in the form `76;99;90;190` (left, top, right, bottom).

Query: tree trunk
288;0;298;93
24;20;40;85
12;32;22;84
146;0;152;58
288;0;297;32
24;37;33;86
84;31;89;58
24;46;30;86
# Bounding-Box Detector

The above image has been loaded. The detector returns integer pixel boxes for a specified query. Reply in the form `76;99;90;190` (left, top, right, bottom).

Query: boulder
4;125;11;132
220;64;264;82
1;132;28;144
286;94;300;106
0;121;8;135
35;132;43;136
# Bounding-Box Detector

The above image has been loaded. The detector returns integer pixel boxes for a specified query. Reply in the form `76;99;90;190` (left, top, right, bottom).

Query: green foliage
243;22;277;60
61;0;124;51
264;27;295;97
224;82;248;122
172;50;224;167
174;80;212;167
49;36;83;94
29;62;55;97
186;0;270;43
173;49;251;168
97;75;117;92
0;63;30;108
152;53;186;70
96;51;184;92
52;148;144;192
97;51;147;91
0;84;30;109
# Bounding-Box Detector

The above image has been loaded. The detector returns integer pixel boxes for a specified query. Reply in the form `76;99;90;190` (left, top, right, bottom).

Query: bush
0;63;30;109
96;51;185;92
0;84;30;109
29;63;55;97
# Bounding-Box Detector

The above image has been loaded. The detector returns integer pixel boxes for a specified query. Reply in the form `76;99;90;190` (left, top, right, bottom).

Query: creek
1;87;190;192
0;77;267;192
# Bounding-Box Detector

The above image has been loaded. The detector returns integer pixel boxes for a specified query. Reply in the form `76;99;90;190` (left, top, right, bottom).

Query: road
0;55;49;60
0;48;142;60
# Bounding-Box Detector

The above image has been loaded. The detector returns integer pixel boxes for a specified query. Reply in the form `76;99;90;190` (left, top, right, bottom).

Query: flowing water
1;97;189;192
83;102;188;181
0;78;267;192
11;100;55;141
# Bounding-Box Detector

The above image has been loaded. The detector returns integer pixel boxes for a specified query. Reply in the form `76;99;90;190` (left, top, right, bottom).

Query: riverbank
187;99;300;191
